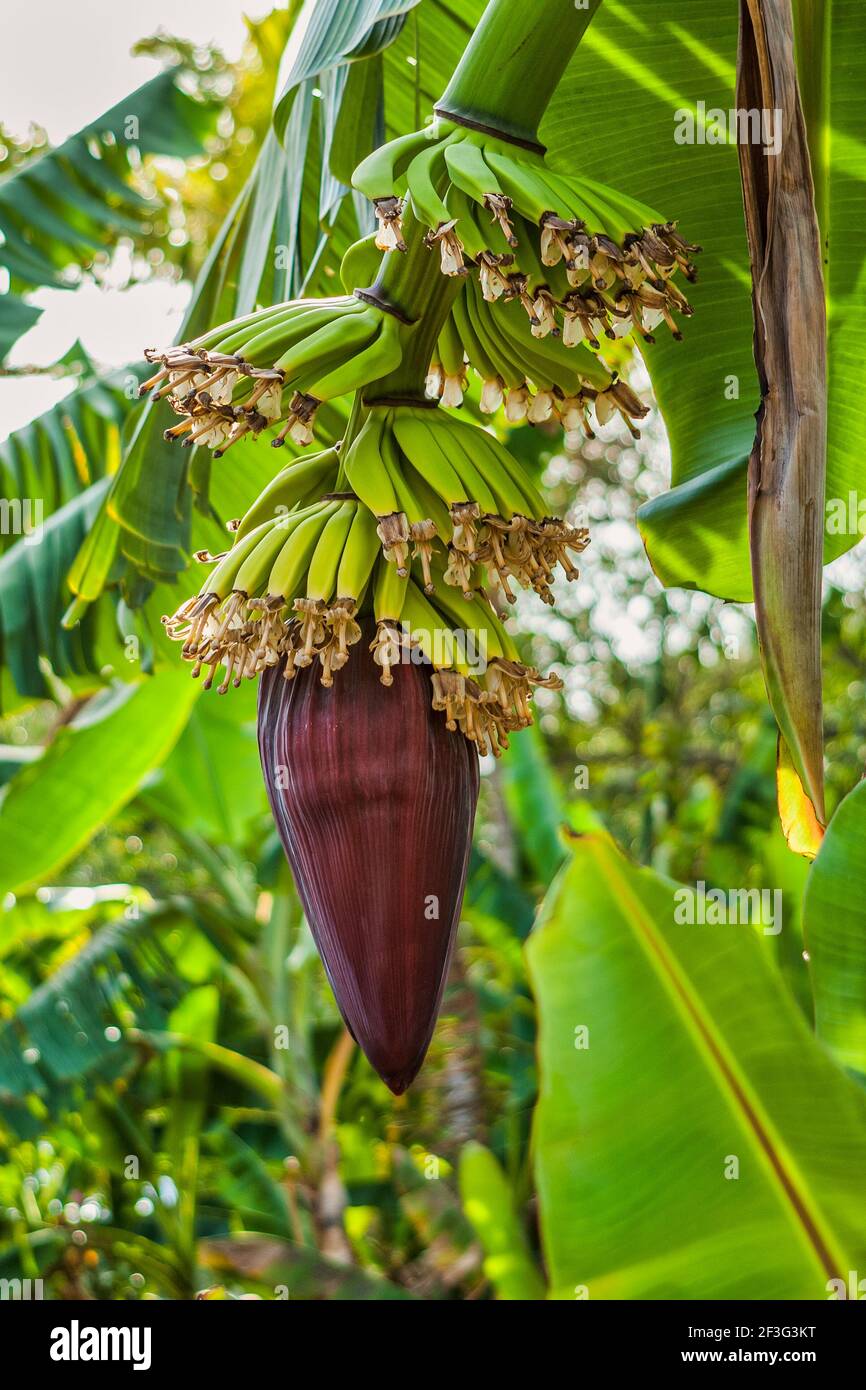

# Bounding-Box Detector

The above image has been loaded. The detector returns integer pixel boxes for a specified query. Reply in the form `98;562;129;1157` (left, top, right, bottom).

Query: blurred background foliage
2;0;866;1301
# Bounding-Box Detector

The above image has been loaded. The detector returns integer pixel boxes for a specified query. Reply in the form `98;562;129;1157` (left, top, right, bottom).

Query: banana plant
127;0;707;1093
4;0;866;1302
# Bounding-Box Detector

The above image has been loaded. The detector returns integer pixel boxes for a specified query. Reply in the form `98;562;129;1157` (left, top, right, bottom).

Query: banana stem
346;1;605;403
361;207;463;402
438;0;604;146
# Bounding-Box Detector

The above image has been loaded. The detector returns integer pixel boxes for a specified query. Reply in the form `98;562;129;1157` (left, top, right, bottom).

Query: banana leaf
803;778;866;1079
545;0;866;601
0;70;218;360
527;830;866;1299
0;670;199;898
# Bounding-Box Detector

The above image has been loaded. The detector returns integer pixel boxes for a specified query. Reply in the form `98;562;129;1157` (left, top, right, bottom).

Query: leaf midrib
587;836;848;1283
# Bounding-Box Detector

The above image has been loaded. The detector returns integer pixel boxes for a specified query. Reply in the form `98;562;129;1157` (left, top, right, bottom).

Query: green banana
444;137;502;207
427;579;511;666
335;503;381;601
277;307;380;383
461;284;522;389
464;284;525;390
470;428;547;520
404;138;454;230
373;554;409;624
490;315;557;393
493;292;610;391
179;299;307;356
341;233;384;293
427;416;500;516
233;449;340;541
452;288;501;385
304;316;402;401
219;299;360;362
526;165;602;231
344;410;400;516
266;502;340;601
508;216;553;291
483;150;559;225
582;176;661;232
436;308;468;380
554;174;635;242
445;184;489;261
233;514;309;597
401;581;461;671
306;502;358;603
201;519;278;599
442;420;528;520
380;423;427;524
391;411;468;508
352;127;440;202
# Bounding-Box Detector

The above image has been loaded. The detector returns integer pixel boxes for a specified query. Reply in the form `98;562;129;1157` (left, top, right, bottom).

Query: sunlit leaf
459;1141;545;1299
527;830;866;1299
0;671;199;897
803;778;866;1077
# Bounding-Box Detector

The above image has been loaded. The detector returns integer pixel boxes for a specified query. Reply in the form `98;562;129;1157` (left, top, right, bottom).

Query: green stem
347;0;605;403
361;209;462;401
438;0;603;146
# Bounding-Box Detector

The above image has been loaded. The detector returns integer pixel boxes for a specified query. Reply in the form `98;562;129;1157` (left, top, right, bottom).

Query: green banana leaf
0;671;199;898
272;0;417;139
546;0;866;602
544;0;757;601
163;985;220;1263
0;480;113;703
0;362;127;543
803;778;866;1078
526;830;866;1299
0;909;187;1110
142;681;267;846
0;70;218;361
459;1141;546;1299
0;356;137;703
500;723;569;885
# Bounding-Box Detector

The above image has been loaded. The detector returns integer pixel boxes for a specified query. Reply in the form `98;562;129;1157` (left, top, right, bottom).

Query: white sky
1;2;263;438
2;2;254;141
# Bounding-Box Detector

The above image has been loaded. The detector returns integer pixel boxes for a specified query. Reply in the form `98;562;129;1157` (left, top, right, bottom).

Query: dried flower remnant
374;196;407;252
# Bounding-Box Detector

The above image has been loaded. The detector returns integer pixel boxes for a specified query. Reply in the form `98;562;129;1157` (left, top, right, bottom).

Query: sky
2;2;253;141
1;1;264;438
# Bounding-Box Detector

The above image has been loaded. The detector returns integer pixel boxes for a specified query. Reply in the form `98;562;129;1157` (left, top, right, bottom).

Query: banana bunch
369;558;562;757
353;120;699;379
428;272;647;438
162;397;582;748
141;296;402;455
342;404;588;604
163;491;381;692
